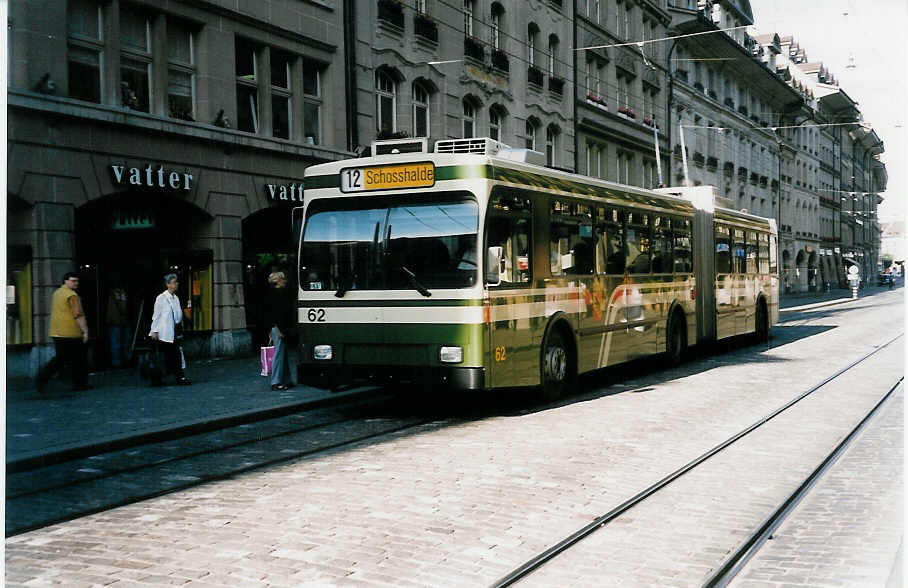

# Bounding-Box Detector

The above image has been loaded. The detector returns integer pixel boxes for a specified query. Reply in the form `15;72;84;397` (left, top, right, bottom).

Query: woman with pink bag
264;271;295;391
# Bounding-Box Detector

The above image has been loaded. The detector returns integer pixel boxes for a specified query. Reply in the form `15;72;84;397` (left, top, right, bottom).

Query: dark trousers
41;337;88;389
157;340;185;380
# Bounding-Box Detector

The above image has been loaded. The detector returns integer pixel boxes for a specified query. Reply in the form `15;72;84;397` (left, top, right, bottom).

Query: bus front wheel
540;328;572;402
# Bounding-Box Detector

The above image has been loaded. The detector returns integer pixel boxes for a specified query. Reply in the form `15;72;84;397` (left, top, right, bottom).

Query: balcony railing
528;65;544;87
413;12;438;42
464;36;485;62
378;0;404;28
491;49;509;72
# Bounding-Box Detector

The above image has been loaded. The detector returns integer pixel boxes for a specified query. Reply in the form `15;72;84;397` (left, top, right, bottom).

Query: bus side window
746;231;759;273
487;193;532;284
672;217;692;273
551;200;594;276
596;208;625;275
651;216;673;274
626;212;651;274
733;228;746;274
715;225;731;274
758;233;770;274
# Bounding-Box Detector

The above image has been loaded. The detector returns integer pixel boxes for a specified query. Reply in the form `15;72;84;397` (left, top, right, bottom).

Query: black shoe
271;384;288;391
177;377;192;386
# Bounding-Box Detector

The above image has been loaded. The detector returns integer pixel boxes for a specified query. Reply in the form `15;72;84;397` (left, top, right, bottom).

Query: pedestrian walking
36;272;91;392
149;273;191;386
106;283;131;367
265;271;294;391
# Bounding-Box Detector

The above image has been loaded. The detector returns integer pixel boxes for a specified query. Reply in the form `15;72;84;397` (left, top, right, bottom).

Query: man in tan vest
37;272;91;391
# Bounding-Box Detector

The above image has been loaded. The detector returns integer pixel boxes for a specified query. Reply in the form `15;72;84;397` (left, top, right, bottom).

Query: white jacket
149;291;182;343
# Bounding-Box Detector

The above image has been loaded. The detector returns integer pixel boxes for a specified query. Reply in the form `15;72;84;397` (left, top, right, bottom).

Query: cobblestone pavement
730;389;903;588
5;289;903;587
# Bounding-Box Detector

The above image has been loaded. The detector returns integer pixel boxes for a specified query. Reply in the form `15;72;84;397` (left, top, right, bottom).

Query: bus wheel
540;328;570;402
754;300;769;344
665;310;686;367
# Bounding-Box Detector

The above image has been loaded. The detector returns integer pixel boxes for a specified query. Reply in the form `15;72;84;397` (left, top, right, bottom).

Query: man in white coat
149;273;192;385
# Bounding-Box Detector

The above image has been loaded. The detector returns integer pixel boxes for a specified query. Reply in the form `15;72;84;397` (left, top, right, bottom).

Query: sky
750;0;907;224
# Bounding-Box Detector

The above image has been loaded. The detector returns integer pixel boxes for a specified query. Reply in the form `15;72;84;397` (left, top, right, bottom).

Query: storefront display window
7;248;33;345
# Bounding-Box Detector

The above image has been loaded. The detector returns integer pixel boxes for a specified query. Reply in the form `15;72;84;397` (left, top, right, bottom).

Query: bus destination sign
340;162;435;193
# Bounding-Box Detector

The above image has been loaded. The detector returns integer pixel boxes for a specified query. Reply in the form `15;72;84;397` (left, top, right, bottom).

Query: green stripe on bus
298;299;484;308
304;175;339;189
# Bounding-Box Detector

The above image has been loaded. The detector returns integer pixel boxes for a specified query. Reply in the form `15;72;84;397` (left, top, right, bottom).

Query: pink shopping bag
260;346;275;376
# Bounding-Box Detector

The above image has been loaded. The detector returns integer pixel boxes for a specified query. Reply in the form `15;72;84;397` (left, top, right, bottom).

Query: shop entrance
76;193;213;369
242;206;301;348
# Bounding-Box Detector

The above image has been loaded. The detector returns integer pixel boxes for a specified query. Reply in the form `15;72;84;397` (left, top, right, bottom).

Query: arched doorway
795;249;807;293
807;250;818;292
782;249;792;294
75;192;213;368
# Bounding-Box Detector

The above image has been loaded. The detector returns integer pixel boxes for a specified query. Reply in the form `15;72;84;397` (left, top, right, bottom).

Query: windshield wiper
400;266;432;297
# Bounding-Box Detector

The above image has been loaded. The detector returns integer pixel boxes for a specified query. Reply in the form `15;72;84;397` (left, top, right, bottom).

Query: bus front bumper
298;364;485;391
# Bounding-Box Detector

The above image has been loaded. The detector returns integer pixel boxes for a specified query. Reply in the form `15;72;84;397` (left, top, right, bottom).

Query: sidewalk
780;282;898;312
7;284;898;469
6;351;373;469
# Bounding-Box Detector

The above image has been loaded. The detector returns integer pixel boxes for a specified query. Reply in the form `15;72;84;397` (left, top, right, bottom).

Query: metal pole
679;124;691;187
653;121;663;187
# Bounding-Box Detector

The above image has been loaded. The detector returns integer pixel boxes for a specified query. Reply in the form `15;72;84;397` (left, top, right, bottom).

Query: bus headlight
439;346;463;363
313;345;333;360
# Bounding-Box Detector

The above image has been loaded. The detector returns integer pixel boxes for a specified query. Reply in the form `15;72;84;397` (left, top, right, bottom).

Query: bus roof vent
371;137;429;156
495;147;546;166
434;138;505;156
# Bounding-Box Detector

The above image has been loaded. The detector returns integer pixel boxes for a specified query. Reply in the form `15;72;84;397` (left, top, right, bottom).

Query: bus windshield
300;193;479;293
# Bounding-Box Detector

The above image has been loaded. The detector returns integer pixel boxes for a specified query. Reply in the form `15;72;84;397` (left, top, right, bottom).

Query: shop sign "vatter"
110;164;193;191
265;183;302;201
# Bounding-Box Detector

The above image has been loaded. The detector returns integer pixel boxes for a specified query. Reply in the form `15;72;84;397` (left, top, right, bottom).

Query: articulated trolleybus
297;137;778;399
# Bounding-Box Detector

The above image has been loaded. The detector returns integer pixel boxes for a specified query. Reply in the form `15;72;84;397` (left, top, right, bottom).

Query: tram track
5;392;446;537
491;331;904;587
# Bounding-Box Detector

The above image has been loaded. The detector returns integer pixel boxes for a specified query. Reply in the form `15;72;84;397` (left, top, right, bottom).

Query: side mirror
486;246;503;286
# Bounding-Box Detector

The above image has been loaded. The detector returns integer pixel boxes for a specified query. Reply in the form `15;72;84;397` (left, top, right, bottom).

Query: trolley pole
653;122;663;187
679;124;691;188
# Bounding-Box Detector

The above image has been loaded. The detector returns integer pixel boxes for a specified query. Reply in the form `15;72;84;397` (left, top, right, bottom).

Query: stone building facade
353;0;574;167
6;0;351;375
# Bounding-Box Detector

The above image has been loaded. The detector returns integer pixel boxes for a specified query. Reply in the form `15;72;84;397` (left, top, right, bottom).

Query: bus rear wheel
665;310;686;367
754;300;769;344
540;328;572;402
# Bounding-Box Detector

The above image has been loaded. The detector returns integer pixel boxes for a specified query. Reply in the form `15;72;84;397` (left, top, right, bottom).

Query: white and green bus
297;138;778;399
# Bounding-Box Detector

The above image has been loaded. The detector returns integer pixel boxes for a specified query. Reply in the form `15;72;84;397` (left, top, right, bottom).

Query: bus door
732;228;748;334
625;212;654;360
485;191;535;388
593;208;627;369
714;224;734;339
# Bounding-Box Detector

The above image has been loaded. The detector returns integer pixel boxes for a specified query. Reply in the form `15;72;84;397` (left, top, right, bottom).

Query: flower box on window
491;49;509;72
464;36;485;62
643;117;654;127
527;65;544;87
378;0;405;28
617;105;637;119
414;12;438;42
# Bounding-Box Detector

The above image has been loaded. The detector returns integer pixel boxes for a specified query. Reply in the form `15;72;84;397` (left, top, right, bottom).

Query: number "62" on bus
306;309;326;322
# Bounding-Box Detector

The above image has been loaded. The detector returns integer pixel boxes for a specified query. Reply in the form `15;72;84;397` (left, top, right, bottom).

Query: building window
120;7;151;112
463;0;475;37
413;83;430;138
527;24;538;66
303;60;321;144
546;126;559;167
548;35;558;77
67;0;103;103
489;106;501;141
376;70;396;135
167;19;195;121
462;98;475;138
271;50;292;139
525;119;537;150
235;37;259;133
415;0;427;13
491;3;503;50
